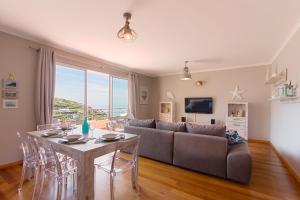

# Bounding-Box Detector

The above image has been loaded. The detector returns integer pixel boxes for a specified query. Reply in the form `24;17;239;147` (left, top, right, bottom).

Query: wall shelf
268;96;300;103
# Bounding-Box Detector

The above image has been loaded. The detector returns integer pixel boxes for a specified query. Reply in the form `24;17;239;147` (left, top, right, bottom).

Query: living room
0;1;300;200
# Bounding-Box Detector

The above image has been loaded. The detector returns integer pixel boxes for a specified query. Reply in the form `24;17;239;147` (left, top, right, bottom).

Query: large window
53;65;84;123
53;64;129;127
112;77;128;117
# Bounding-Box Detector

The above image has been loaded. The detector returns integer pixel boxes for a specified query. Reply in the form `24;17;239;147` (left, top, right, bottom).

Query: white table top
25;127;137;153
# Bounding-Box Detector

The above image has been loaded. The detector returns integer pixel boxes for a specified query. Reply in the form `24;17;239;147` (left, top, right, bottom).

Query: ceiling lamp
117;12;137;41
181;61;192;80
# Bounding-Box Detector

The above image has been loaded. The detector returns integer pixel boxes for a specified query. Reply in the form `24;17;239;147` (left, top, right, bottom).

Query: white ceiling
0;0;300;76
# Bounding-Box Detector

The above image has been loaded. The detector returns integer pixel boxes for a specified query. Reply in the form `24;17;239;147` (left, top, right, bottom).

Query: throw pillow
127;119;155;128
226;130;245;145
156;120;186;132
186;123;226;137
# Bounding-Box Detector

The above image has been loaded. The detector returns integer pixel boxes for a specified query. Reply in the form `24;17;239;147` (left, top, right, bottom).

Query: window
112;77;128;117
53;65;85;123
53;64;129;127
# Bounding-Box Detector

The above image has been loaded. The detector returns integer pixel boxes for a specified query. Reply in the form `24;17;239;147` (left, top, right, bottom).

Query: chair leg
37;170;45;200
18;163;27;191
72;173;77;193
110;173;115;200
131;164;138;191
57;181;63;200
31;166;40;200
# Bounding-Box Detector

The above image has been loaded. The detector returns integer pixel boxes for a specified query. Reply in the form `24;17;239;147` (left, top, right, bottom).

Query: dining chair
33;138;78;200
16;132;40;197
94;136;140;200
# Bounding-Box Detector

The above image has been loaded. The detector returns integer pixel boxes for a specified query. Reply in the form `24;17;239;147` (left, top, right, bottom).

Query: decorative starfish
229;85;246;100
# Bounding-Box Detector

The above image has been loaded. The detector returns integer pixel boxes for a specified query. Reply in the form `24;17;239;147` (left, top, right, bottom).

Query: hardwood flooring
0;142;300;200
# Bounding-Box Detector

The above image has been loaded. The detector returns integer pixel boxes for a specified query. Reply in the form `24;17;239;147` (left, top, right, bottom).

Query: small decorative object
139;86;149;105
82;117;90;135
195;80;203;87
277;84;287;97
229;85;246;100
2;74;18;109
211;119;215;125
286;81;294;97
166;91;175;100
181;116;186;122
3;99;18;108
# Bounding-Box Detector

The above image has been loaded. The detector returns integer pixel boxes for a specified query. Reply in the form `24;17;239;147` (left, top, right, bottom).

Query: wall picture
2;79;18;89
2;90;18;99
139;86;149;105
3;99;18;109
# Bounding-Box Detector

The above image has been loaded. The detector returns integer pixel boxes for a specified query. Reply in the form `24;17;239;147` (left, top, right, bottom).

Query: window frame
54;62;129;120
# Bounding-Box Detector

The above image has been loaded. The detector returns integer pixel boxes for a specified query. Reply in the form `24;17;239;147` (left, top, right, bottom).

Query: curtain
128;72;138;118
35;48;56;125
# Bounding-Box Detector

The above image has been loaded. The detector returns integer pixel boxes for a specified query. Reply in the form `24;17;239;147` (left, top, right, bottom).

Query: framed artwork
2;77;19;109
2;79;18;89
2;90;18;99
139;86;149;105
3;99;18;109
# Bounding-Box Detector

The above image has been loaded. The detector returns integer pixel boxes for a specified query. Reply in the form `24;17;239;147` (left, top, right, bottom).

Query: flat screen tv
185;97;213;114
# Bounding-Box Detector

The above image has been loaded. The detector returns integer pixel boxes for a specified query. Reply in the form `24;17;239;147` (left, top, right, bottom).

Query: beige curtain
35;48;56;125
128;72;138;118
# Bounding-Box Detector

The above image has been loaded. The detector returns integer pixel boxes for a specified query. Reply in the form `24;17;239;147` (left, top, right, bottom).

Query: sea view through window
53;64;128;127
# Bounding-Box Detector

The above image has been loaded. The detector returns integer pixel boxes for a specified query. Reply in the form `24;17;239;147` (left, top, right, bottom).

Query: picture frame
139;86;149;105
2;79;18;90
2;90;18;99
3;99;18;109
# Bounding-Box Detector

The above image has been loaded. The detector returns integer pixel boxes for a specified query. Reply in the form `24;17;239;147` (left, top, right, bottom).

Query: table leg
77;154;95;200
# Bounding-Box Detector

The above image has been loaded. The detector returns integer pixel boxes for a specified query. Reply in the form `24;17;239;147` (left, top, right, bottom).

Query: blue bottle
82;117;89;135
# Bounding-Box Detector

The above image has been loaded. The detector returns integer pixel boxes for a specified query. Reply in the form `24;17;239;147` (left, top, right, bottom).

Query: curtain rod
29;46;40;51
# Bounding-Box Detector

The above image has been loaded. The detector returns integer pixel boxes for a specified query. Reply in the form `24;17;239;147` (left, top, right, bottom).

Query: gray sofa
124;119;252;184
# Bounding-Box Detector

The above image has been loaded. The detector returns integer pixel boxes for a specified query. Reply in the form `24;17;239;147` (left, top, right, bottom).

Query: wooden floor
0;142;300;200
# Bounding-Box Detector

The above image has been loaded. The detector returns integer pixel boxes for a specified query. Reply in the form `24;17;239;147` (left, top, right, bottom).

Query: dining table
24;127;138;200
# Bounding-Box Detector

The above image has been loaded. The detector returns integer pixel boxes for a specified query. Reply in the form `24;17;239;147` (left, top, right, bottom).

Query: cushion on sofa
127;119;155;128
156;120;186;132
186;123;226;137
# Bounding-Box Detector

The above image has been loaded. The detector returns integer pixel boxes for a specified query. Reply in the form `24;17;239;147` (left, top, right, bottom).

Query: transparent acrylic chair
33;138;78;200
16;132;40;195
94;136;140;200
36;123;61;132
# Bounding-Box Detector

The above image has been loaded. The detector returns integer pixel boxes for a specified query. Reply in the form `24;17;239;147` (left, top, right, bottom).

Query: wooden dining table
24;127;138;200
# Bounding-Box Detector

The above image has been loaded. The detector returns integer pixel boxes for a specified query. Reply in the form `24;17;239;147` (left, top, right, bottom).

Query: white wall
153;66;271;140
270;28;300;177
0;31;37;164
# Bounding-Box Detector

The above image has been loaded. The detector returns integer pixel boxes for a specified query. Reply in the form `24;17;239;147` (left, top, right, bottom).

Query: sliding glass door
112;77;128;117
53;64;129;128
87;71;109;129
53;65;85;123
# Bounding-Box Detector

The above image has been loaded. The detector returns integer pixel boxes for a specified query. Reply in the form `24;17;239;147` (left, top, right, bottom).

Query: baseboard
270;142;300;185
248;139;270;144
0;160;22;170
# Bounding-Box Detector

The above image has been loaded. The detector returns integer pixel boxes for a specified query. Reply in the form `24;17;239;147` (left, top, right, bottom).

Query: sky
55;65;128;110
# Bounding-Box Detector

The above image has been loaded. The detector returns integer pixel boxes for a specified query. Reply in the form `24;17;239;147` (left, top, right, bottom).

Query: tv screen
185;97;213;114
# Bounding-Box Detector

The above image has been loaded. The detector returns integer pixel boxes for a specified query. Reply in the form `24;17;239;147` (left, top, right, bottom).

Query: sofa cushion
227;143;252;184
156;120;186;132
186;123;226;137
127;119;155;128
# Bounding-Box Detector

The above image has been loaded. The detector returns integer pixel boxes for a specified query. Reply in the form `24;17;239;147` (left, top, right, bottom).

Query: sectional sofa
124;119;252;184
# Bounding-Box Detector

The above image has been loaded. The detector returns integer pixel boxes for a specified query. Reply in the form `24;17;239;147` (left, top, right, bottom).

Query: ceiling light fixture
117;12;137;41
181;61;192;80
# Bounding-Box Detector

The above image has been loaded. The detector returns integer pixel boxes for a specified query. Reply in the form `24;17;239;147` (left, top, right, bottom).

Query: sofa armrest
124;126;174;164
227;143;252;184
173;132;228;178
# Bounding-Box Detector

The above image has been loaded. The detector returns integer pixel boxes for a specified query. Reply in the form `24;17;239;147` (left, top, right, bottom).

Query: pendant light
117;12;137;41
181;61;192;80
